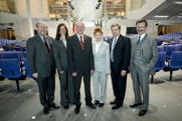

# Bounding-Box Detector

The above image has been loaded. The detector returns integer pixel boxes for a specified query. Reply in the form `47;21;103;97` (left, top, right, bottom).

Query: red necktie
43;37;50;53
80;36;84;50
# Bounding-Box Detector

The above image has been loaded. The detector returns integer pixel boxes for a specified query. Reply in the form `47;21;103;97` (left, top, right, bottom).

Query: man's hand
72;72;77;77
91;70;94;75
33;73;38;78
121;70;126;77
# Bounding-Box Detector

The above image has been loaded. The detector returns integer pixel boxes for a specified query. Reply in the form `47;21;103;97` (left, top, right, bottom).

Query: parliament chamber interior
0;0;182;121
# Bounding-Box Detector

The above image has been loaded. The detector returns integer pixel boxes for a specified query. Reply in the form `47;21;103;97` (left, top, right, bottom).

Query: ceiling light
154;15;169;18
177;16;182;18
174;1;182;4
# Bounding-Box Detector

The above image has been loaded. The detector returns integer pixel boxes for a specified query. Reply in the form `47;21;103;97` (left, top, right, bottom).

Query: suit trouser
130;63;149;110
36;74;55;107
92;71;107;103
58;70;74;105
111;64;127;105
73;73;92;106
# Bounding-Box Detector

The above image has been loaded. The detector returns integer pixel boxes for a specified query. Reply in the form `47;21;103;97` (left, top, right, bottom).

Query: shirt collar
138;33;146;40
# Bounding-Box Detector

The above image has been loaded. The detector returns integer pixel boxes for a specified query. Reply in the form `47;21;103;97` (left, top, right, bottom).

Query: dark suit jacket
26;35;55;78
67;34;94;76
108;34;131;74
52;39;68;72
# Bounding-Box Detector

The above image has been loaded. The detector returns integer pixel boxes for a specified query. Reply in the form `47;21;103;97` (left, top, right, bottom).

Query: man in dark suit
26;21;60;114
67;22;96;114
108;24;131;110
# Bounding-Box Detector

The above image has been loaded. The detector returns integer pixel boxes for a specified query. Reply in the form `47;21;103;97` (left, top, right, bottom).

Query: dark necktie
80;36;84;50
43;37;50;53
137;36;141;45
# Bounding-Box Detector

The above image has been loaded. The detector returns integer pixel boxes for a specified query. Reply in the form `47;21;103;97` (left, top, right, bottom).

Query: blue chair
164;51;182;80
151;52;166;83
158;46;164;52
166;45;175;59
23;58;34;78
0;59;6;81
0;59;24;90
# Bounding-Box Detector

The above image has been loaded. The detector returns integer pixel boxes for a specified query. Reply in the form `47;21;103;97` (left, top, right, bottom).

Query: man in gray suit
130;19;158;116
26;21;60;114
67;22;96;114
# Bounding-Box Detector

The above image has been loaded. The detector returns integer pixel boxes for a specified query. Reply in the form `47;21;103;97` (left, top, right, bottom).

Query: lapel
58;39;66;49
97;41;103;55
140;34;148;45
93;41;103;56
114;34;122;48
83;35;88;51
35;35;46;50
73;34;83;51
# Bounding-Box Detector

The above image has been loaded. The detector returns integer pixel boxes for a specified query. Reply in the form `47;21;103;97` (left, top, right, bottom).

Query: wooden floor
0;70;182;121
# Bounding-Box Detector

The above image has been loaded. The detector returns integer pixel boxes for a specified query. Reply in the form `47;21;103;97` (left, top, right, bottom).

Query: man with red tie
26;21;60;114
67;22;96;114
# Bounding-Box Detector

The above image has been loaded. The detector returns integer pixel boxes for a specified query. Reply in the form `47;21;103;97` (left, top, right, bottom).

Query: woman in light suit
92;28;110;107
53;23;74;109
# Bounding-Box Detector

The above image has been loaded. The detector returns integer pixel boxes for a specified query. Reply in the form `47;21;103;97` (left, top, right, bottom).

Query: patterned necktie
80;36;84;50
43;37;50;53
137;36;141;45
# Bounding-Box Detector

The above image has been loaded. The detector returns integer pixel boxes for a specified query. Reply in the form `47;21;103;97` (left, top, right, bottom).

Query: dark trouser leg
117;74;127;105
83;74;92;105
111;65;119;100
59;71;69;105
67;71;75;104
73;75;82;106
47;74;55;105
36;77;48;107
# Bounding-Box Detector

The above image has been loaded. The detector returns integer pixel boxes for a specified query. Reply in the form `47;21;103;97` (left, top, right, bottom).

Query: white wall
0;12;32;40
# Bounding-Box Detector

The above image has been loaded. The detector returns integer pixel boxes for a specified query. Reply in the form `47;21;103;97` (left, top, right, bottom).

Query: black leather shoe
130;103;142;108
138;109;147;117
86;103;97;109
98;103;104;107
43;107;50;114
63;104;69;109
94;100;99;105
112;104;123;110
49;103;60;109
74;106;80;114
110;100;117;105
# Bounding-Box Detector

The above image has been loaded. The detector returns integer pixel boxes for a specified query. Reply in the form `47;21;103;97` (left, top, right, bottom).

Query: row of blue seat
151;51;182;82
158;44;182;58
0;58;33;90
0;51;27;59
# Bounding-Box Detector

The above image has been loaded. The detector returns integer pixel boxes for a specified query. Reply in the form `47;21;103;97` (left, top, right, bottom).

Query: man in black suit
108;24;131;110
67;22;96;114
26;21;60;114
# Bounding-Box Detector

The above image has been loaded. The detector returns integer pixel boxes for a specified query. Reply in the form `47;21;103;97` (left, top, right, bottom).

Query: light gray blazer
92;41;110;74
130;34;158;75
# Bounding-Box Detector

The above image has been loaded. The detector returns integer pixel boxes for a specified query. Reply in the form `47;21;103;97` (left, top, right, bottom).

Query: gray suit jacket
52;39;68;72
26;35;55;78
92;41;110;73
130;34;158;75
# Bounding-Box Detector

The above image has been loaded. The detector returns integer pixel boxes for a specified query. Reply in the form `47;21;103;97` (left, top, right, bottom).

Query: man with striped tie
67;22;96;114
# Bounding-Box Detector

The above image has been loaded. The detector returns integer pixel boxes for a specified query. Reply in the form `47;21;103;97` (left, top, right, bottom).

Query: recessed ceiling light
154;15;169;18
174;1;182;4
177;16;182;18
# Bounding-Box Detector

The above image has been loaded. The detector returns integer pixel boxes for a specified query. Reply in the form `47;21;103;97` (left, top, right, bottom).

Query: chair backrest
0;59;22;79
158;46;164;52
155;52;166;70
170;51;182;68
166;45;175;58
23;58;33;78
